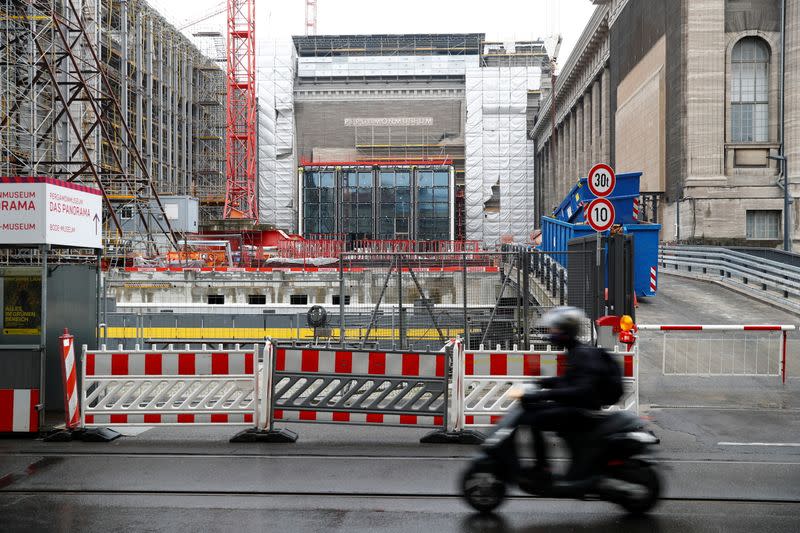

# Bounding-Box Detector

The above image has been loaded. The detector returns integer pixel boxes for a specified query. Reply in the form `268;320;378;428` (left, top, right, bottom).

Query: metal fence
660;245;800;313
337;250;596;351
101;249;597;351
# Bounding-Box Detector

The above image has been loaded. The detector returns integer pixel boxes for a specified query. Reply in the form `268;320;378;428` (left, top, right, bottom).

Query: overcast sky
149;0;596;64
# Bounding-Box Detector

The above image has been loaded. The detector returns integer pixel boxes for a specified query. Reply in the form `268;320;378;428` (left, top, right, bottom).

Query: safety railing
638;324;796;382
58;334;643;443
659;245;800;312
450;342;639;430
81;344;259;428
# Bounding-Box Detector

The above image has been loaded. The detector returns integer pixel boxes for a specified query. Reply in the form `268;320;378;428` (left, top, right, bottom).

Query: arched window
731;37;770;142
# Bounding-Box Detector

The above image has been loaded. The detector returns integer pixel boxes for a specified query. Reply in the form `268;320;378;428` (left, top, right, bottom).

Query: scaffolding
257;39;296;230
0;0;226;263
465;65;540;245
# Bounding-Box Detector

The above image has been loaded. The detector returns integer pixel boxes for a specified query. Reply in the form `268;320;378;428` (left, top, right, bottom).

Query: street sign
587;163;616;198
0;176;103;249
587;198;615;232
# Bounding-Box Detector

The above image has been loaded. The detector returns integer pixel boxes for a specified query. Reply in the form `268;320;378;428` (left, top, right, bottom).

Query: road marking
718;442;800;447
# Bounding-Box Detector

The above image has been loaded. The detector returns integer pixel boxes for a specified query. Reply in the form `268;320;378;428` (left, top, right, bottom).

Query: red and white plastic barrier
638;324;795;382
81;344;258;427
452;344;639;429
0;389;39;433
267;343;448;428
59;330;80;430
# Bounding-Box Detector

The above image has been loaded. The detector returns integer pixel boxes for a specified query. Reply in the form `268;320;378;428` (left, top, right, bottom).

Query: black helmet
537;307;586;347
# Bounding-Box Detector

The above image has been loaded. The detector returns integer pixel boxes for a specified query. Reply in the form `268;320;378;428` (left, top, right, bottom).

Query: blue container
540;216;661;297
552;171;643;225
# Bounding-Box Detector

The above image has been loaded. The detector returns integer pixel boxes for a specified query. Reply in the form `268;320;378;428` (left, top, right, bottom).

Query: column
601;67;611;164
583;90;592;171
120;0;128;174
146;15;154;179
576;100;584;179
157;25;164;185
569;110;577;184
591;79;601;163
134;11;143;179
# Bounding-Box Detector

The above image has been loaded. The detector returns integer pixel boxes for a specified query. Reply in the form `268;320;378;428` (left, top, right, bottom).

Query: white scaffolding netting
465;66;540;245
257;39;296;230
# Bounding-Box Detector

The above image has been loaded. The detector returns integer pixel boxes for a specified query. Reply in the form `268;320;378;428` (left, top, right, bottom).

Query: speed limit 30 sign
586;198;615;232
588;163;616;197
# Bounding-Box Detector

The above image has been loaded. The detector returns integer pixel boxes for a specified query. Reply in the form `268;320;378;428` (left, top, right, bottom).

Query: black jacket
527;342;608;410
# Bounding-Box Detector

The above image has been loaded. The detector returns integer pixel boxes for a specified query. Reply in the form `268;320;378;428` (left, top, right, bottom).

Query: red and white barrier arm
638;325;796;331
639;324;796;383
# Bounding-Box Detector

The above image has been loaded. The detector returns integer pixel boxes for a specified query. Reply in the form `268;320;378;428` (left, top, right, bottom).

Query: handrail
659;245;800;309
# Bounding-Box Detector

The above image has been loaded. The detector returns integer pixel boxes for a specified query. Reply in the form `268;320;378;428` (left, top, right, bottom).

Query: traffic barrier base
44;426;121;443
229;427;298;443
419;428;485;444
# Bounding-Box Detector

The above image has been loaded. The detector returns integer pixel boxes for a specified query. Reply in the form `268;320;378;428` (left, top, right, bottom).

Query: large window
341;170;373;238
416;170;450;240
303;171;336;234
746;210;780;240
378;170;411;237
731;37;769;143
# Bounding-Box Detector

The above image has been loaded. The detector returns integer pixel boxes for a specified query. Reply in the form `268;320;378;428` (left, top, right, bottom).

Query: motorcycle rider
510;306;623;491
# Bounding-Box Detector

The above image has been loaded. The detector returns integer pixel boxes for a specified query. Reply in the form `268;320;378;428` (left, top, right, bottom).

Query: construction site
0;0;575;397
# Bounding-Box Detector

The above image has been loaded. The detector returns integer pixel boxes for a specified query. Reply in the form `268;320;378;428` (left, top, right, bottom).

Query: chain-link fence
101;248;598;351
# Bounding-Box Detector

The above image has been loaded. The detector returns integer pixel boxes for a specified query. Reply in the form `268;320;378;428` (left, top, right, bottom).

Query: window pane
754;103;768;142
418;188;433;203
433;187;449;202
418;171;433;187
434;171;449;186
380;171;394;187
755;63;768;101
359;171;372;187
395;171;411;187
320;172;335;188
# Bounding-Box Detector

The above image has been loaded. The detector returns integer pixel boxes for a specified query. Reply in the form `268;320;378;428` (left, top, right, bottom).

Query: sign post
586;165;617;328
0;176;103;433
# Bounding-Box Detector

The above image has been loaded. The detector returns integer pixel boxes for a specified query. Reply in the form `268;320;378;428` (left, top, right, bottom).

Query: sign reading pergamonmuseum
0;177;102;249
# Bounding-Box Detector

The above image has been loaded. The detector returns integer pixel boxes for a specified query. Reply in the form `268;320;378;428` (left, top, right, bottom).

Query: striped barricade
0;389;39;434
638;324;795;381
80;344;259;437
256;341;451;442
454;345;639;429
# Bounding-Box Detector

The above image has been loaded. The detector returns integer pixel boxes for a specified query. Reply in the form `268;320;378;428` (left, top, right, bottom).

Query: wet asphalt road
1;273;799;531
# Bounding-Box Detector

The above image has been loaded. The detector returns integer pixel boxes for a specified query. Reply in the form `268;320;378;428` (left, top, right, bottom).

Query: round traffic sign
587;164;616;198
586;198;615;232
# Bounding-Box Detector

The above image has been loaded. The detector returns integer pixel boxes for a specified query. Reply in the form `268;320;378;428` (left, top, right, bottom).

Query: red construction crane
224;0;257;220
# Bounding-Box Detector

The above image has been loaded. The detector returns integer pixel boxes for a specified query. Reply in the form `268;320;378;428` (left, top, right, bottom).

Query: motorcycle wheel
461;463;506;514
611;460;662;515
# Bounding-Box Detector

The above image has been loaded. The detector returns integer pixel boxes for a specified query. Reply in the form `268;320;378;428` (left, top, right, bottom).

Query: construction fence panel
267;342;449;430
453;345;639;429
81;345;259;427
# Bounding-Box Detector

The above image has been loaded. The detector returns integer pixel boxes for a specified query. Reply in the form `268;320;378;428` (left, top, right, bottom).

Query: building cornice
531;5;610;144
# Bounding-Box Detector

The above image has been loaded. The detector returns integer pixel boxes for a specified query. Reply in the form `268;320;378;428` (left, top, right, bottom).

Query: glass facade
342;170;374;238
301;165;452;240
303;170;336;234
416;169;451;240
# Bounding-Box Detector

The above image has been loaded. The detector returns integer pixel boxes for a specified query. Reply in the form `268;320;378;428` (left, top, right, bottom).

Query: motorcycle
461;403;662;515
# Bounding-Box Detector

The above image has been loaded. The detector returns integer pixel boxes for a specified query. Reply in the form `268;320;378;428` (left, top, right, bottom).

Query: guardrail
659;245;800;313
